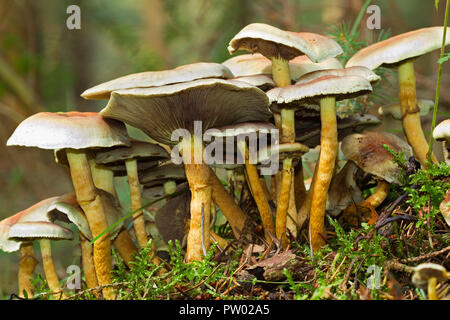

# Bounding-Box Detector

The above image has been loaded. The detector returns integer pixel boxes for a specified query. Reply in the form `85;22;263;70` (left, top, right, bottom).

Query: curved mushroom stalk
66;149;115;300
39;239;65;299
79;233;98;291
309;97;338;253
276;158;293;248
342;180;390;226
398;61;437;167
18;243;38;298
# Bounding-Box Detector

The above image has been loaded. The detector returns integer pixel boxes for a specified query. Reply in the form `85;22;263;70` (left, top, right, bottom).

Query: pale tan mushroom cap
412;263;448;289
81;62;234;100
228;23;343;63
222;53;342;80
100;78;271;146
346;27;450;70
379;99;434;120
341;132;413;184
7;112;130;151
0;194;78;252
295;66;380;85
233;75;276;91
9;221;73;241
204;122;277;138
267;75;372;111
433;119;450;141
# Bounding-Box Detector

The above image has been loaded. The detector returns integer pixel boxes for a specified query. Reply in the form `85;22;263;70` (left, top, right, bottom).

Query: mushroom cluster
2;21;449;300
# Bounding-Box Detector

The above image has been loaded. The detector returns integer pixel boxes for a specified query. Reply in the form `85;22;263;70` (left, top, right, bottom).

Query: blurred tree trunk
143;0;170;67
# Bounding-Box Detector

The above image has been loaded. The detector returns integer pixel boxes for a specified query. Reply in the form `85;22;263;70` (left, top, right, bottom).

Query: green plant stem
350;0;372;37
428;0;450;162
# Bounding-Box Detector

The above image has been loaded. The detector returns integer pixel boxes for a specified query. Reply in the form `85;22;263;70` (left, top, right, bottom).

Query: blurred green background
0;0;449;297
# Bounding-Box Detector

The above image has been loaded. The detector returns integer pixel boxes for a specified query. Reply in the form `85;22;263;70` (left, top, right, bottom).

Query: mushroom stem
125;158;148;248
88;159;139;266
398;60;437;167
39;239;65;299
298;161;318;230
276;158;293;248
428;277;438;300
79;233;98;290
66;149;115;300
286;174;298;239
184;163;212;262
309;96;338;254
271;56;291;87
342;180;390;225
281;109;295;144
294;161;307;213
237;140;275;242
18;242;38;298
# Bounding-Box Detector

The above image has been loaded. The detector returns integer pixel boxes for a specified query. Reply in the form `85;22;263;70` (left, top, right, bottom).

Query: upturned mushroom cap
267;75;372;112
7;112;130;151
346;27;450;70
233;75;276;91
81;62;234;100
433;119;450;141
0;194;78;252
222;53;342;80
140;163;186;186
100;78;272;146
378;99;434;120
8;221;73;241
412;263;448;289
295;113;381;148
341;132;413;184
228;23;343;63
295;66;381;85
95;140;170;166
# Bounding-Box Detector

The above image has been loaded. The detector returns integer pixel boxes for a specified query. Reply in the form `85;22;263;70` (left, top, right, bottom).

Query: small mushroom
340;132;413;225
9;221;73;299
101;78;271;261
439;189;450;227
346;27;450;166
432;119;450;165
412;263;449;300
267;74;372;253
95;140;170;248
7;111;131;299
378;99;434;120
140;163;186;195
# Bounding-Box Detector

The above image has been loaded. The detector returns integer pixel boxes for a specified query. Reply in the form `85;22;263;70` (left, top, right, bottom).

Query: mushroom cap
95;140;170;165
0;194;78;252
228;23;343;63
8;221;73;241
412;263;448;289
98;189;125;240
341;131;413;184
7;112;130;151
142;186;166;204
204;122;277;138
258;142;309;164
267;75;372;112
296;113;381;148
232;75;276;91
433;119;450;141
295;66;381;85
140;163;186;186
81;62;234;100
100;78;271;146
346;27;450;70
378;99;434;120
222;53;342;80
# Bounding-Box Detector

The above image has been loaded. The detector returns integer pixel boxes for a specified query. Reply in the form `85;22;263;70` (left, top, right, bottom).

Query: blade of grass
350;0;372;37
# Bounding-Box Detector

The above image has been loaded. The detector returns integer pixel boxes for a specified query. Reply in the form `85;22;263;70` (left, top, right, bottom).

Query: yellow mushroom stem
182;137;212;262
428;277;438;300
18;242;38;298
298;160;318;230
210;231;230;251
79;233;98;290
342;180;390;224
88;159;139;266
124;158;148;248
271;56;291;87
66;149;114;300
309;96;337;254
39;239;65;299
276;158;293;248
237;140;275;243
294;161;307;214
398;60;437;167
